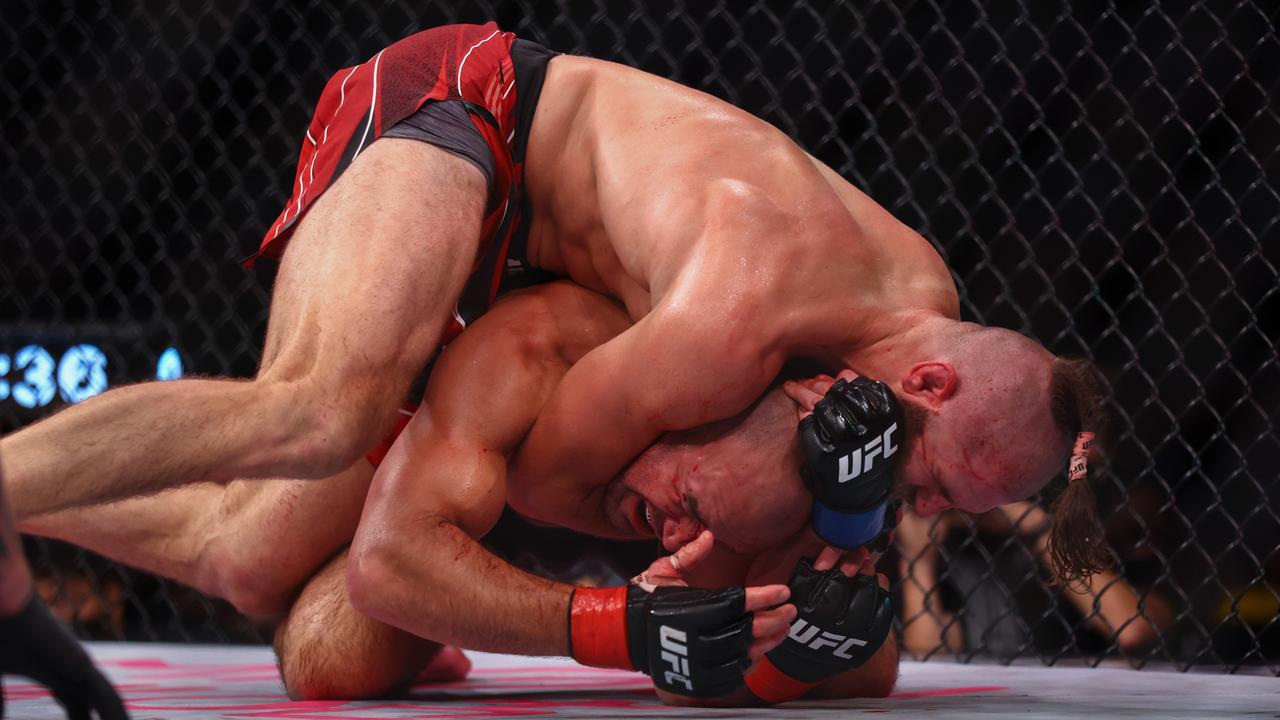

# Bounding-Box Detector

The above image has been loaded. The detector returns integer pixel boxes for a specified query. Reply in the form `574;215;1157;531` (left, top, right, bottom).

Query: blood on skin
961;448;988;483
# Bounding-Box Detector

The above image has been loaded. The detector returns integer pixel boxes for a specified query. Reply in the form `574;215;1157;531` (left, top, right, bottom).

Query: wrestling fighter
4;22;1108;586
23;281;903;705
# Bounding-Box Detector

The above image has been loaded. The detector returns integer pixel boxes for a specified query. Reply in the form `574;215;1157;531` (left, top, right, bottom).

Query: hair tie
1069;432;1095;482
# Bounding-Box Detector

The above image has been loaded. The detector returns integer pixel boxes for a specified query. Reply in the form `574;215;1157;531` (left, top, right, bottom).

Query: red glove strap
569;586;633;670
745;656;820;704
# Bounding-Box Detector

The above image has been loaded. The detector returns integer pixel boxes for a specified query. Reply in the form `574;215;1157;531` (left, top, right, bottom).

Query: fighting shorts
249;22;557;343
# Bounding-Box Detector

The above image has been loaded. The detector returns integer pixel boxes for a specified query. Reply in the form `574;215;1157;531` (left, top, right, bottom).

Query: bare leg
274;549;442;700
22;461;374;618
3;139;486;519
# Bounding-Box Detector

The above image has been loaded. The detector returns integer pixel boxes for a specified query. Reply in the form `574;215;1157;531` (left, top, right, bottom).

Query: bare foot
415;645;471;683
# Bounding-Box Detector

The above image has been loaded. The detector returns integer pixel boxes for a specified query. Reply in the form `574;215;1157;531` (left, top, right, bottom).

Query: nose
913;487;952;518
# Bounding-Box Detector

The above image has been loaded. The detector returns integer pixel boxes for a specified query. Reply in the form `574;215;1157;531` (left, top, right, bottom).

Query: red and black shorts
250;22;557;345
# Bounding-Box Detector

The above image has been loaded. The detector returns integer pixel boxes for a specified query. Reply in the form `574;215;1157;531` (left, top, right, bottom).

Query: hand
0;594;130;720
798;375;903;549
571;530;795;698
744;558;894;704
633;529;795;664
632;529;717;589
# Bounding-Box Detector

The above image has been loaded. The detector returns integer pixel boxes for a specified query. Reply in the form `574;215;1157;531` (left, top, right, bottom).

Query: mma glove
800;376;902;550
0;593;130;720
569;584;751;698
745;558;893;704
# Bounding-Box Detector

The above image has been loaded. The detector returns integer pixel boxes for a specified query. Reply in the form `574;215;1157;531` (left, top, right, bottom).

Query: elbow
345;539;401;625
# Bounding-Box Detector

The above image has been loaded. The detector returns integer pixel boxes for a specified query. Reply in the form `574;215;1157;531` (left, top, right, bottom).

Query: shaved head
894;323;1070;516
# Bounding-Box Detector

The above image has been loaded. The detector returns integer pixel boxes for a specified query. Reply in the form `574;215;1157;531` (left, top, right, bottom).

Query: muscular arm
347;285;631;655
510;185;812;532
510;301;783;532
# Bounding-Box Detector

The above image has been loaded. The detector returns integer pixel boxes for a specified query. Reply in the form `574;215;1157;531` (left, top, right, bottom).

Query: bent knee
274;613;389;700
274;604;438;701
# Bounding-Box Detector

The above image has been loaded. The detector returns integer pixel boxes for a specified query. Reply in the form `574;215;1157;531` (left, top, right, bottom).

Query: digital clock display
0;343;183;413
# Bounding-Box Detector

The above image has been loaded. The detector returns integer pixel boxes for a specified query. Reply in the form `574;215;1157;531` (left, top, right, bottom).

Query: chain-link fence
2;0;1276;674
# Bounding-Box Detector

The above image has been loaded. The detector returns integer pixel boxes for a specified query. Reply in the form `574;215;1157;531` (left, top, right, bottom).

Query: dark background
2;0;1276;671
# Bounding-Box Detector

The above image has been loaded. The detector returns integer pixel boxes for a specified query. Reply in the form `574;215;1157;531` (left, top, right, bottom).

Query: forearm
511;305;779;529
1067;571;1164;647
349;518;573;656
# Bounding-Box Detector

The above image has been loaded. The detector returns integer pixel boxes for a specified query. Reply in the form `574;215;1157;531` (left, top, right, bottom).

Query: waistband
503;38;558;271
510;38;559;164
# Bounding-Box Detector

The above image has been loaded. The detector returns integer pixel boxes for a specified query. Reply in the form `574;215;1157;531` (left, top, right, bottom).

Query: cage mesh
2;0;1277;673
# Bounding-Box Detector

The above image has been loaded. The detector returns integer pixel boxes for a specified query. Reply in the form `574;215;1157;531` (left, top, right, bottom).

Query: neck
836;311;963;390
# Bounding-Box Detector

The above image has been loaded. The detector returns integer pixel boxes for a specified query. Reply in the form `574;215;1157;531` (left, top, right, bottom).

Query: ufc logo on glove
659;625;693;692
788;618;868;659
837;422;898;483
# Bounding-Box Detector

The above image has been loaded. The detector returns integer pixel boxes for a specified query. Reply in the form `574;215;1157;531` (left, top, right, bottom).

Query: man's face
893;396;1068;518
602;388;812;556
601;366;1069;558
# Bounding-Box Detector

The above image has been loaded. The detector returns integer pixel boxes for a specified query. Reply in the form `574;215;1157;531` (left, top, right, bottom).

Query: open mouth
627;494;657;537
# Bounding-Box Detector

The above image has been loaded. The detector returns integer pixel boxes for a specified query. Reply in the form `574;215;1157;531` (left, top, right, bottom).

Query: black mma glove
0;593;130;720
569;584;751;698
799;376;902;549
744;558;893;703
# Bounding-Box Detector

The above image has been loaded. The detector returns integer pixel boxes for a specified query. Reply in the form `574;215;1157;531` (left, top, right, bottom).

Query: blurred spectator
896;501;1174;659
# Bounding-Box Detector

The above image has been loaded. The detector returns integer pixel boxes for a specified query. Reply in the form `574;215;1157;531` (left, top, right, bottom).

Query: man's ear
900;361;957;411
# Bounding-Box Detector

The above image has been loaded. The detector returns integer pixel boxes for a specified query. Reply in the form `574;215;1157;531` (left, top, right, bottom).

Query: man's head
603;387;812;557
887;324;1067;516
604;319;1110;581
873;320;1110;581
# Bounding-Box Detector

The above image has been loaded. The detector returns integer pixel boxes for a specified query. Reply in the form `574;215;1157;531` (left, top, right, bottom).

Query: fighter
22;265;1103;704
2;22;1109;590
22;280;904;705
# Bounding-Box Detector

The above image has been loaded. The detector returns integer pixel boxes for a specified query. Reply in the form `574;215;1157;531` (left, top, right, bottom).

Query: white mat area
4;642;1275;719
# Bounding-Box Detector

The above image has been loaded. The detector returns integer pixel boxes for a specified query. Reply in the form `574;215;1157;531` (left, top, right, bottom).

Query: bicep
363;308;564;537
362;408;509;540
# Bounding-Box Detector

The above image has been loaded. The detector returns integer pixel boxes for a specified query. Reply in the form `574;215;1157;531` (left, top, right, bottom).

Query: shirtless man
22;281;901;706
3;23;1107;586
